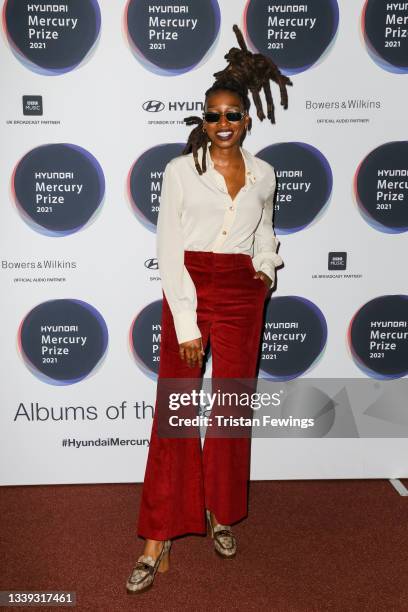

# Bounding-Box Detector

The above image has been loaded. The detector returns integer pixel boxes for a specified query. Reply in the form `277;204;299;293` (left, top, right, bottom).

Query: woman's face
203;90;250;149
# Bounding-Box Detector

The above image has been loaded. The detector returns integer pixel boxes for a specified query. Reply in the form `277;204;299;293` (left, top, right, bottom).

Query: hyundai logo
144;258;159;270
142;100;165;112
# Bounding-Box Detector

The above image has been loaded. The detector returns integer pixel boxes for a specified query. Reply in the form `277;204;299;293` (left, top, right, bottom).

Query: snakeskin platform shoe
126;539;172;594
206;509;237;558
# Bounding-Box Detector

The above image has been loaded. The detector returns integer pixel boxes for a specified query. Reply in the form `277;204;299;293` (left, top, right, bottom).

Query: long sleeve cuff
172;309;202;345
252;251;283;286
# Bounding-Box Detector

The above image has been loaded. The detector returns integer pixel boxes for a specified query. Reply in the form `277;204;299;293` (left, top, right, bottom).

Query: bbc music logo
328;252;347;270
23;95;42;115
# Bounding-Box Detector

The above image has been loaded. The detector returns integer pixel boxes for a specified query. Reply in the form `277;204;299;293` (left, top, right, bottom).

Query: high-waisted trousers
137;250;269;540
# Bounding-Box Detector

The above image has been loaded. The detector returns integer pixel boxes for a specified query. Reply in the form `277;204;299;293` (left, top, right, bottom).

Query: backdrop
1;0;407;485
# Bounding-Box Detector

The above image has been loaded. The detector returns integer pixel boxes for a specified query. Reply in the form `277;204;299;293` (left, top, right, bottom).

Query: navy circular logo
125;0;221;75
4;0;101;75
128;143;185;231
19;299;108;385
259;296;328;380
348;295;408;379
355;141;408;233
362;0;408;73
257;143;333;233
13;143;105;236
131;299;163;379
244;0;339;74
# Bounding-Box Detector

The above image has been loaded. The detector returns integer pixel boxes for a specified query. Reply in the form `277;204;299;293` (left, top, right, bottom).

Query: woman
126;25;292;594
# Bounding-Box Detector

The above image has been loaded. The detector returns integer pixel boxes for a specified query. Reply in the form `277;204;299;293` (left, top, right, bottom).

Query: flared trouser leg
137;251;268;540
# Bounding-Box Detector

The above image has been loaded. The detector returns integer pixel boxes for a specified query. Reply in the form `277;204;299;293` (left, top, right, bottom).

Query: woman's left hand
253;271;272;289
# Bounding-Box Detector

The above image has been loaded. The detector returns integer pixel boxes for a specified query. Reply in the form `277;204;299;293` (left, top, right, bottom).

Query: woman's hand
179;337;205;369
253;270;273;289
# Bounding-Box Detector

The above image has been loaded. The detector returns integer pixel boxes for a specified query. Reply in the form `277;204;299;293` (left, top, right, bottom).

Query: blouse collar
205;146;258;185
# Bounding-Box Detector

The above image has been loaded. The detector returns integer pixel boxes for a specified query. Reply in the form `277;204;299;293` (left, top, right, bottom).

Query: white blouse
156;145;283;344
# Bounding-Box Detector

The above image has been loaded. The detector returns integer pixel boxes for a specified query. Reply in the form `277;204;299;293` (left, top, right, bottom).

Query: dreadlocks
182;24;293;176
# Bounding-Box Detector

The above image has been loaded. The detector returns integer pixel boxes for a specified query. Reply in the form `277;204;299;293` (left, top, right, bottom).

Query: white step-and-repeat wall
1;0;407;485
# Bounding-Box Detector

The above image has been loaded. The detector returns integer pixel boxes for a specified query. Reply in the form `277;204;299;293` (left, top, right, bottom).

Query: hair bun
181;24;293;175
213;24;293;122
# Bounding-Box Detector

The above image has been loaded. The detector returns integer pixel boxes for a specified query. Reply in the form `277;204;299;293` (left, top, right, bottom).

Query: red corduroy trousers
137;250;269;540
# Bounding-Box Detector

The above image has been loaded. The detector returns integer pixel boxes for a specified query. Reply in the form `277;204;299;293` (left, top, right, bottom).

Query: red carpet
1;479;407;611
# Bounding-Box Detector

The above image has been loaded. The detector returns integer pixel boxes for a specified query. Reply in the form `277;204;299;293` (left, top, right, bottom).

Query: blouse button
222;230;227;235
229;206;234;211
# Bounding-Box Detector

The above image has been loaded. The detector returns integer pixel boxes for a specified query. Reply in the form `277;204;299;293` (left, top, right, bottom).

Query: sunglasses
203;110;246;123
